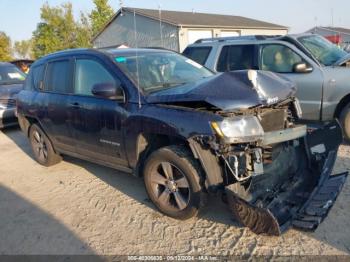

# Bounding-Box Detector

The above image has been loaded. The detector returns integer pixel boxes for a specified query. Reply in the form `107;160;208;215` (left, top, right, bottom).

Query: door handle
70;102;81;109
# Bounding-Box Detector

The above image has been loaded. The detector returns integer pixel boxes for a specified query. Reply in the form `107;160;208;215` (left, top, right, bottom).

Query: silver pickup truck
183;34;350;141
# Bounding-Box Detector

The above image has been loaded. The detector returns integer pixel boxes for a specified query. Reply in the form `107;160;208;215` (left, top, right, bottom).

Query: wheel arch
18;114;39;137
21;115;60;154
334;93;350;118
134;132;194;177
134;132;224;194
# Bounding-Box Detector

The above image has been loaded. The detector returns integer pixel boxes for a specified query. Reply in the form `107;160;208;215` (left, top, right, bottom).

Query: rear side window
32;64;45;90
216;45;255;72
45;60;71;93
216;46;229;72
74;59;116;96
182;46;212;65
24;64;45;91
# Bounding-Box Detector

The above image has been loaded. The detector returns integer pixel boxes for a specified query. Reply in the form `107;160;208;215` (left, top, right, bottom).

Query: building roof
308;26;350;36
124;7;287;28
93;7;288;41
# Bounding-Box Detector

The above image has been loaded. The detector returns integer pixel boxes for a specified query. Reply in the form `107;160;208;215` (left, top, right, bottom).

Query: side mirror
293;62;313;73
91;82;125;102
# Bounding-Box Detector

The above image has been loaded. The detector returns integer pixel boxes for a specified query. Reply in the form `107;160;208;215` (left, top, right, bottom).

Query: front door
70;57;128;166
259;44;324;121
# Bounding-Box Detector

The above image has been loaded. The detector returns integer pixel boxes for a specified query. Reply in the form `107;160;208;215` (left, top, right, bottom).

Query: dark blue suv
16;48;348;235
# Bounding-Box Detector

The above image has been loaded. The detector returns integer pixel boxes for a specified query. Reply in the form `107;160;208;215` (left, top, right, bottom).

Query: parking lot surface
0;127;349;257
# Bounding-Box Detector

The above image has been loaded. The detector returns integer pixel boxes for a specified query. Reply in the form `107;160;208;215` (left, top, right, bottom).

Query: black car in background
16;48;347;235
0;62;26;129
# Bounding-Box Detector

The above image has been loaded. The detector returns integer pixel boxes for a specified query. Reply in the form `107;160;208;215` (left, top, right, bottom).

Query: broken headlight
211;116;264;143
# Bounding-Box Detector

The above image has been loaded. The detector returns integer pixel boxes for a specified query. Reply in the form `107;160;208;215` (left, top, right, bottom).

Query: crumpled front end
226;121;347;235
190;116;348;235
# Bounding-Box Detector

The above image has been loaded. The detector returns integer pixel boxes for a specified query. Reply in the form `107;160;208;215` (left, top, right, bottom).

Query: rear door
259;43;324;120
42;58;76;153
70;56;128;166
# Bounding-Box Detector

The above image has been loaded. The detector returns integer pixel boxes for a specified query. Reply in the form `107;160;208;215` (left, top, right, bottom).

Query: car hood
146;70;296;111
334;53;350;66
0;83;23;100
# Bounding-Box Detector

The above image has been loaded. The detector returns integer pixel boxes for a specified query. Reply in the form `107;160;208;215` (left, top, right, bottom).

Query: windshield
114;52;213;93
298;35;347;66
0;65;26;85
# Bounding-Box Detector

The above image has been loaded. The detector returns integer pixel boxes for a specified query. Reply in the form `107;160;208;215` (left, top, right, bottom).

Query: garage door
188;30;213;44
220;31;240;37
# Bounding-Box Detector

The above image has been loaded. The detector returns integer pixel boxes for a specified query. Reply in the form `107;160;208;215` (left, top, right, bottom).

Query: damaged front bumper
190;121;348;235
226;149;347;235
262;125;306;146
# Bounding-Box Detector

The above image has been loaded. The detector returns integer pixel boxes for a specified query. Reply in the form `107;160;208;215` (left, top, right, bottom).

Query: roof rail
194;35;282;44
142;46;172;51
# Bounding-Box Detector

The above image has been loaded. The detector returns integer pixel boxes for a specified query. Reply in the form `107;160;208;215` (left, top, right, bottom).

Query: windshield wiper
159;82;187;88
148;82;187;92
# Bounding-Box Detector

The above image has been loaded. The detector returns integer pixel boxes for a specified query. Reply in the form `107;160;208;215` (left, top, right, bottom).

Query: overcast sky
0;0;348;42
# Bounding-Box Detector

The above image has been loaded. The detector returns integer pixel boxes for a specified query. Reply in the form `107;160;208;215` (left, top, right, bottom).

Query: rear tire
29;124;62;166
340;103;350;143
143;145;205;220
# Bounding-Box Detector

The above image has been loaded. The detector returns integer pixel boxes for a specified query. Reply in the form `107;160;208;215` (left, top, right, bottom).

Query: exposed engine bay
205;98;303;182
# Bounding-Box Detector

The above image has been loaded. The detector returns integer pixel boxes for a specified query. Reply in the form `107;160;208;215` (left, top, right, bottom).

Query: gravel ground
0;127;349;257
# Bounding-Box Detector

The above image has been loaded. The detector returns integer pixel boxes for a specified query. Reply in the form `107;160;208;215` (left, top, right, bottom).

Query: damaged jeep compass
17;48;348;235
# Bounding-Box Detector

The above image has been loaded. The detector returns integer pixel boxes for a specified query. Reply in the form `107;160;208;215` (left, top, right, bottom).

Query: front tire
340;103;350;142
29;124;62;166
143;145;205;220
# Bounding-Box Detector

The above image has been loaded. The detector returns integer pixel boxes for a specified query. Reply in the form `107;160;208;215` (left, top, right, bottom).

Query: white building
92;7;288;52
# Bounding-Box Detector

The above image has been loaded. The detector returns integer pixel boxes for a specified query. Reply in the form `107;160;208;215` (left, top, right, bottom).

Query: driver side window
74;59;116;96
261;45;304;73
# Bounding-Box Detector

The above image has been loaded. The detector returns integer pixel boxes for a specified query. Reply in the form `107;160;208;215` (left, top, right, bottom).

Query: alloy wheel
32;130;48;162
150;162;190;211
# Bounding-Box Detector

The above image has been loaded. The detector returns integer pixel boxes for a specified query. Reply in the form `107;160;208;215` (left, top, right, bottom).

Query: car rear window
182;46;212;65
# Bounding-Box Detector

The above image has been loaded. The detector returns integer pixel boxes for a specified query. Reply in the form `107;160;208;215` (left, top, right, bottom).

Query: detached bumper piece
225;121;348;236
292;172;348;230
226;191;281;235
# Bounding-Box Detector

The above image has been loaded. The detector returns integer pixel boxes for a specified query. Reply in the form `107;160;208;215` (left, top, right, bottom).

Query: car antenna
133;9;142;109
119;0;124;16
158;3;164;47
